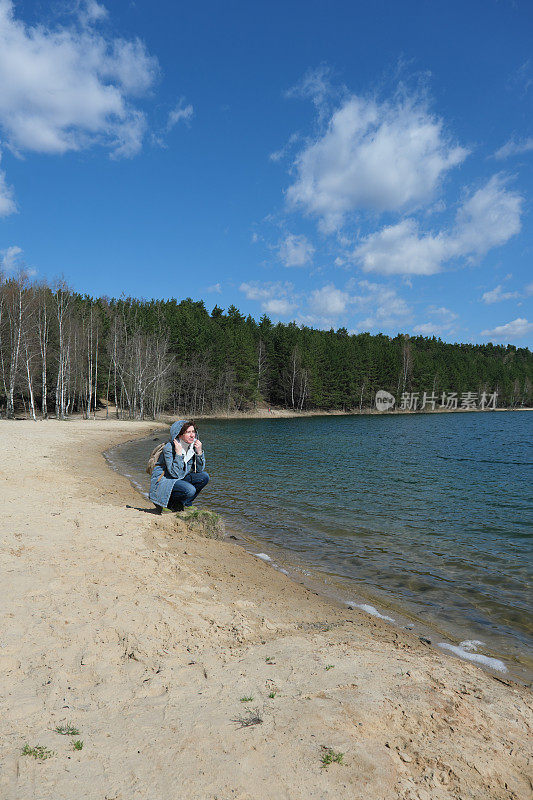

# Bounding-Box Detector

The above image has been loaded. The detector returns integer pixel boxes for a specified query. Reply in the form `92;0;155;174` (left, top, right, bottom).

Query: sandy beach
0;420;531;800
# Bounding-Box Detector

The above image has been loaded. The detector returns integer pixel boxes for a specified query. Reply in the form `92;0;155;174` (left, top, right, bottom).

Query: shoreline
107;418;532;685
1;420;532;799
3;403;530;427
223;537;525;680
163;405;533;421
109;431;528;682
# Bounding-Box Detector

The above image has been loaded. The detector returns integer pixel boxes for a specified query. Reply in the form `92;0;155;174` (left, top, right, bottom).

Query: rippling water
107;411;533;680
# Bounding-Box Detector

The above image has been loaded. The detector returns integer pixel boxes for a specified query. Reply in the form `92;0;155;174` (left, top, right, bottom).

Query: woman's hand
173;438;183;455
193;439;203;454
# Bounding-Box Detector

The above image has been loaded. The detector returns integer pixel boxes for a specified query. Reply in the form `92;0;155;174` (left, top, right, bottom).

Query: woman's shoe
154;504;163;515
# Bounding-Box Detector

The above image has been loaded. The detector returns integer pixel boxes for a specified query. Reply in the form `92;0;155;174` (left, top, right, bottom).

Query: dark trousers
169;471;209;510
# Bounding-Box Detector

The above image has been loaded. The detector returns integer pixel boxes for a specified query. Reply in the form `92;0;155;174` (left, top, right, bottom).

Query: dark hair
178;420;197;437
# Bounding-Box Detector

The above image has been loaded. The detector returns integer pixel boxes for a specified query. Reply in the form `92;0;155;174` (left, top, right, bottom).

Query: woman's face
181;425;196;445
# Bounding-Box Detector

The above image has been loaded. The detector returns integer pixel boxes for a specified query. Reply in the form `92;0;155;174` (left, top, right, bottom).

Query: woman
150;420;209;513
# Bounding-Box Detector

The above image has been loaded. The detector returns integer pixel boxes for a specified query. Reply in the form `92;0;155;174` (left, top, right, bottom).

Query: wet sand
0;419;531;800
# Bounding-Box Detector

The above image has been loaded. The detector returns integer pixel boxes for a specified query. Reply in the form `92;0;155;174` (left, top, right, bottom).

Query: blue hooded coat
149;420;206;508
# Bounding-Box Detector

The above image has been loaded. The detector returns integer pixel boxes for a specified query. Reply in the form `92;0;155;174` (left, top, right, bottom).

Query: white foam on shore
437;640;507;673
347;602;395;623
255;553;271;561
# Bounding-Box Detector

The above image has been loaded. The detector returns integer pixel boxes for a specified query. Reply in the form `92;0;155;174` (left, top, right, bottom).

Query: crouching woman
150;420;209;513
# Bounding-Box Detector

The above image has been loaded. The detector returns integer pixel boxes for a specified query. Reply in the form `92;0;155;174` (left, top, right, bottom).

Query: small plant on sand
320;747;344;768
268;691;276;698
21;744;54;761
325;664;335;671
265;656;275;664
72;740;83;751
179;508;225;539
54;723;80;736
240;695;254;702
232;708;263;728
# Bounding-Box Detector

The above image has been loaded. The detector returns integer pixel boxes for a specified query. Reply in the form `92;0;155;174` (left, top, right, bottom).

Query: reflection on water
107;411;533;680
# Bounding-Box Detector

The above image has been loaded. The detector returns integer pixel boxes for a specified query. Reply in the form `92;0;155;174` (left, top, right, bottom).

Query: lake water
106;411;533;682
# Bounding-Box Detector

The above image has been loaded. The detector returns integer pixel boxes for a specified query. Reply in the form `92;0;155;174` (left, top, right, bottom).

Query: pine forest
0;274;531;419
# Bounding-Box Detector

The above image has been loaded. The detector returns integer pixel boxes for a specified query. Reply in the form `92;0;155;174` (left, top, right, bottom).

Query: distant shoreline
167;405;533;422
3;403;531;424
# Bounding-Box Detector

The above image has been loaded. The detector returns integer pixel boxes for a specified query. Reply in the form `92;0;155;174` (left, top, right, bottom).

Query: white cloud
354;218;447;276
285;65;339;124
453;175;522;257
309;283;349;316
240;281;283;301
0;0;158;158
353;280;411;329
513;60;533;95
241;276;412;332
286;92;468;231
426;305;458;321
278;233;314;267
296;313;342;330
239;281;297;317
494;137;533;160
0;152;16;215
0;244;22;271
413;322;446;336
413;305;458;337
481;284;521;304
207;283;222;294
293;281;354;330
263;298;296;315
80;1;109;25
166;99;194;131
353;175;522;275
304;278;411;331
481;318;533;340
269;132;300;163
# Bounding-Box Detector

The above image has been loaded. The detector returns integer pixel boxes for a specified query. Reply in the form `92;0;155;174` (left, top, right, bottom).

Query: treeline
0;273;531;419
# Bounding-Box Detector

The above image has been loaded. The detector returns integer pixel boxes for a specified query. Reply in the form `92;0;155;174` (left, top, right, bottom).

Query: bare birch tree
54;281;71;419
36;283;51;417
21;285;38;420
4;275;25;417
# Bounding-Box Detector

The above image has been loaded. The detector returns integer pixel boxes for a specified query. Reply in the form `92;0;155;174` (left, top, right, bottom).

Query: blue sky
0;0;532;347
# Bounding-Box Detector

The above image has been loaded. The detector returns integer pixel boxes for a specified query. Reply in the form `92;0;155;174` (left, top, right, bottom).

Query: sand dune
0;420;531;799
